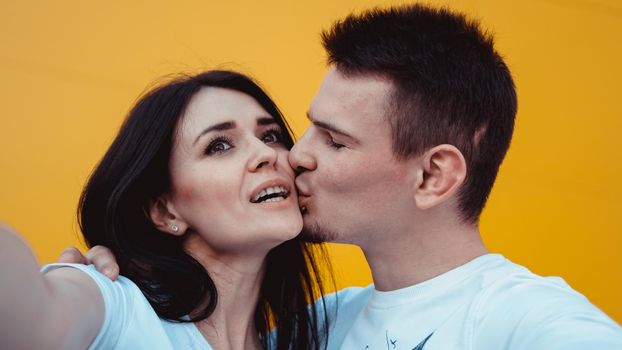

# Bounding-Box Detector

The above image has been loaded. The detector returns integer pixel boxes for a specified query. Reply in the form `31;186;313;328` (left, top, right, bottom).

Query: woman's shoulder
42;263;143;303
42;263;177;349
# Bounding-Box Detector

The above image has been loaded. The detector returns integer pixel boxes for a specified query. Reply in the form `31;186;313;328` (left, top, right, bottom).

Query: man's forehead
322;67;392;97
310;67;393;126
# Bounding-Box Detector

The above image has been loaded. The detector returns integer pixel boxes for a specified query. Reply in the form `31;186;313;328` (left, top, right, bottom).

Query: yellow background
1;0;620;323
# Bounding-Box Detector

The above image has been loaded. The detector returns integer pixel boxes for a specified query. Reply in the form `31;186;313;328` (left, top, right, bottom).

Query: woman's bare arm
0;224;104;349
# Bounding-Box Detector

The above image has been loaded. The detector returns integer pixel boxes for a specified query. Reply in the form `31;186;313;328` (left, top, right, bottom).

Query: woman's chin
263;205;304;241
267;218;304;244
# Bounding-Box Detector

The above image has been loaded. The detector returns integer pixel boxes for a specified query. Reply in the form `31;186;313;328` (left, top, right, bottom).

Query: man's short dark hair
322;4;517;223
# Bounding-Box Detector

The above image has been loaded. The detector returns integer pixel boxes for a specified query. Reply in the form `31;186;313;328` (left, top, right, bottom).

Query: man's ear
414;144;467;210
147;195;187;236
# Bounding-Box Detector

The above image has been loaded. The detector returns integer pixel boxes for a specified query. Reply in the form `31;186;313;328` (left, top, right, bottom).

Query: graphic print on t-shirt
363;331;434;350
412;332;433;350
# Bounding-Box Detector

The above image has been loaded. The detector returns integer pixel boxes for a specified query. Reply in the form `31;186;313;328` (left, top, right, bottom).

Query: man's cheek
323;160;359;190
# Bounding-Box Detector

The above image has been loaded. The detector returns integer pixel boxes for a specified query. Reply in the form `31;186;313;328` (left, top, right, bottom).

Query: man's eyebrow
306;112;354;139
193;121;236;145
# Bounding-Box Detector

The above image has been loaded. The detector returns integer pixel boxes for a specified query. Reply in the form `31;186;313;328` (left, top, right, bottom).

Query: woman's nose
248;139;278;172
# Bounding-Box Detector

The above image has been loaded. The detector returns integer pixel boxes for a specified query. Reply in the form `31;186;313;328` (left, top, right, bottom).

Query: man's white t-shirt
323;254;622;350
43;263;213;350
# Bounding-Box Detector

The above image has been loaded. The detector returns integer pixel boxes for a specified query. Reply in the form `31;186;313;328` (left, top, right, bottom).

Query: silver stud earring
171;224;179;233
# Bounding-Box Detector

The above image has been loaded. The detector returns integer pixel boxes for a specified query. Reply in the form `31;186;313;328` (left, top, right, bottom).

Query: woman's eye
261;129;282;144
206;137;234;155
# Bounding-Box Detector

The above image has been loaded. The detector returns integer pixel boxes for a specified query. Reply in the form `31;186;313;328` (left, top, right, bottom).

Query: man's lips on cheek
297;192;311;212
294;178;310;197
294;178;313;213
298;194;310;214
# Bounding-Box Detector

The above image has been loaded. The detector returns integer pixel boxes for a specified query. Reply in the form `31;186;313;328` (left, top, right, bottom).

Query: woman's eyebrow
257;116;277;126
193;121;236;146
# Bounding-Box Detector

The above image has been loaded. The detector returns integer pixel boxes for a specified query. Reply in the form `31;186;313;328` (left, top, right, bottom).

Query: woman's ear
413;144;467;210
147;195;187;236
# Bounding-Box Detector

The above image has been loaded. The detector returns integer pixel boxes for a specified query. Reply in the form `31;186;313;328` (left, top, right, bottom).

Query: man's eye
327;135;345;149
206;136;234;155
261;129;283;144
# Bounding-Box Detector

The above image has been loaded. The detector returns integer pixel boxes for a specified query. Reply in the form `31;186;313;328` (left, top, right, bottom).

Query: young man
288;4;622;349
63;4;622;349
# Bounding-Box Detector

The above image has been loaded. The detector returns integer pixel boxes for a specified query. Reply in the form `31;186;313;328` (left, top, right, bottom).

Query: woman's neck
184;233;268;350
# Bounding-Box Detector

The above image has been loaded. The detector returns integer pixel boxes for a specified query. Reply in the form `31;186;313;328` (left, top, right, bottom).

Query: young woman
0;70;333;350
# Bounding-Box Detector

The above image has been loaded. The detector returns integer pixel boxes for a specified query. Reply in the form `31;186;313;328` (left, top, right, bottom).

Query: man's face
289;68;417;245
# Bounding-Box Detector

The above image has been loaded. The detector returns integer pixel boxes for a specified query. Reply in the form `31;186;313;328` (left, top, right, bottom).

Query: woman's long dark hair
78;70;334;349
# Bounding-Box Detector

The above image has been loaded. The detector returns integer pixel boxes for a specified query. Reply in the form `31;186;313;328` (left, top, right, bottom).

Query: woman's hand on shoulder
58;245;120;281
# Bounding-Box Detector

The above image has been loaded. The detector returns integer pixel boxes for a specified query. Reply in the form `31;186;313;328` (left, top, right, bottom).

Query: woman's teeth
252;186;289;203
263;197;285;203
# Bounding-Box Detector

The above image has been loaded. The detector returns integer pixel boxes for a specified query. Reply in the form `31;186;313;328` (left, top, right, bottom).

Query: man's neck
361;221;487;291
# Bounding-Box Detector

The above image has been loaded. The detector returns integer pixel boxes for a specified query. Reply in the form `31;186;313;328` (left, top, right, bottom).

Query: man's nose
289;131;317;174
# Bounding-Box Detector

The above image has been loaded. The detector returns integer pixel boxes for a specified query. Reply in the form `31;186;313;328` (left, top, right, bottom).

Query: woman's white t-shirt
43;263;213;350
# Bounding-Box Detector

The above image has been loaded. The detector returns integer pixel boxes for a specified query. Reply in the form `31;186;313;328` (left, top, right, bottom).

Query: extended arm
0;224;104;349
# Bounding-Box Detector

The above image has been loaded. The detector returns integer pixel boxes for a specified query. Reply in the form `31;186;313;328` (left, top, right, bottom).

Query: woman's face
164;87;302;254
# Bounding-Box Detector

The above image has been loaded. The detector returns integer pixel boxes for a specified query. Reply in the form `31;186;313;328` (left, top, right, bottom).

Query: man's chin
300;222;338;243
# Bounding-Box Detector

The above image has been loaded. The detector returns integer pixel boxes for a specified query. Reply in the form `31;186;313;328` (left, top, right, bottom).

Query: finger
85;245;119;281
57;247;87;264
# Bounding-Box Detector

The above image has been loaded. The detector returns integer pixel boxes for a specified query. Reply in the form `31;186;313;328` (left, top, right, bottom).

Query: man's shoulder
470;259;622;348
319;284;373;321
328;284;374;306
321;285;374;349
475;258;589;309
